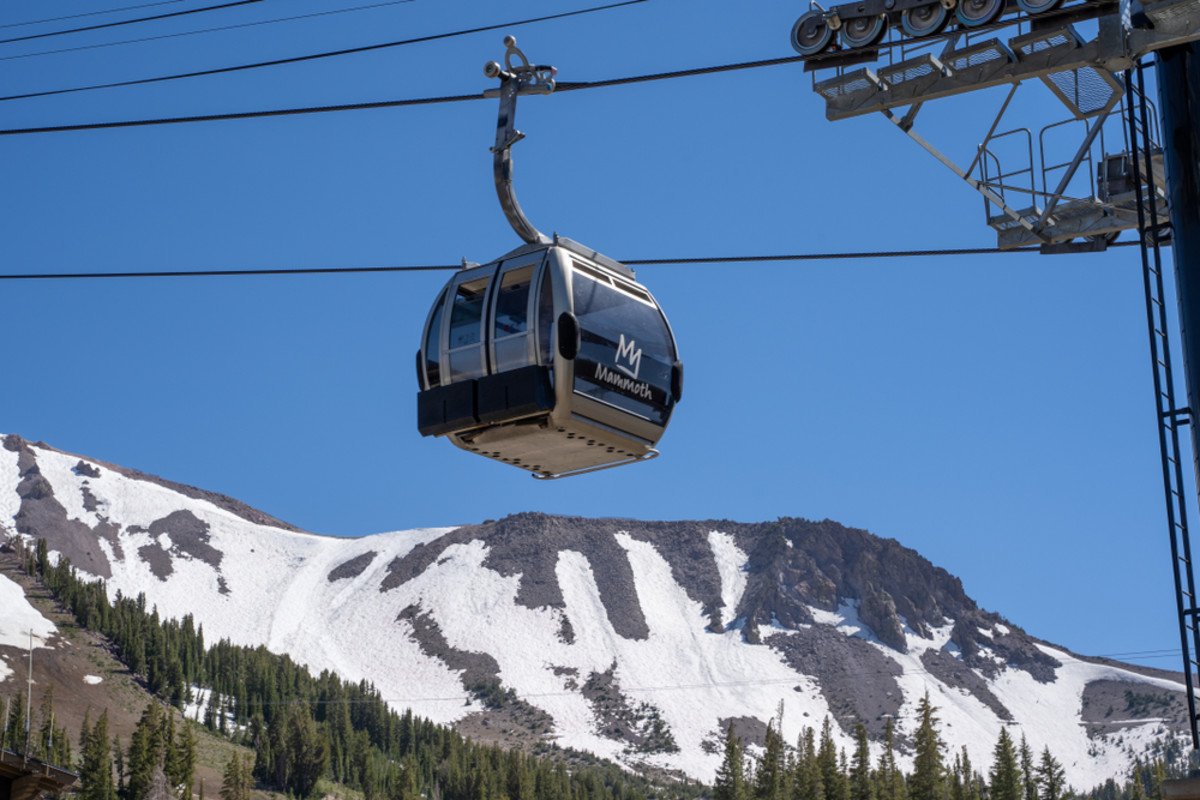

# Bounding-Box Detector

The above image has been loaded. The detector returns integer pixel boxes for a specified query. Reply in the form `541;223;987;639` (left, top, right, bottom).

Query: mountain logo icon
614;334;642;380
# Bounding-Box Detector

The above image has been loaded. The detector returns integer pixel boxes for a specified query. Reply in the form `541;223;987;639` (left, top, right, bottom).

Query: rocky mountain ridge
0;433;1189;788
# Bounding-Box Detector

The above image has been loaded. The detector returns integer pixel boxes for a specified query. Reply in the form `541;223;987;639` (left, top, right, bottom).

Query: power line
189;645;1188;708
0;1;184;30
0;245;1137;281
1095;648;1180;658
0;50;820;136
624;244;1144;264
1;0;418;63
0;264;456;280
0;92;480;136
0;0;648;104
554;53;807;94
0;0;265;46
0;20;1156;138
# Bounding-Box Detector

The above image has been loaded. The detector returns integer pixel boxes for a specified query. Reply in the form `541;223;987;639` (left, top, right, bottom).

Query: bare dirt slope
0;547;239;797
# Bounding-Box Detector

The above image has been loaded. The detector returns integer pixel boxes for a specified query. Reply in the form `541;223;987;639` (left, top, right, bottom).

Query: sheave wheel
900;2;950;36
955;0;1003;25
1015;0;1063;13
840;14;887;47
791;10;834;55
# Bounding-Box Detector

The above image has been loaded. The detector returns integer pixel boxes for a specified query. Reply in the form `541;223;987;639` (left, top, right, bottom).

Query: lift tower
1157;39;1200;747
793;0;1200;745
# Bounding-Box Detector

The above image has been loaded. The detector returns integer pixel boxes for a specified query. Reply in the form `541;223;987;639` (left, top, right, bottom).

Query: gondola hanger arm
485;36;556;246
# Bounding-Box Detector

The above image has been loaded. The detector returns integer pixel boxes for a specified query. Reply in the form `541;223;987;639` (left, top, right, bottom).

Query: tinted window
494;267;533;337
571;271;675;424
449;278;489;348
423;290;445;388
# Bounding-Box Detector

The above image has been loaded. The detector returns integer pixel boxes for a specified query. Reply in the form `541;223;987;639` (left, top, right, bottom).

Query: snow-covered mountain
0;433;1189;788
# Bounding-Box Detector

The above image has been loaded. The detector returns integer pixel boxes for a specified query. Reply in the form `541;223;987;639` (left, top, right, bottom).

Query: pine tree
80;711;116;800
910;694;946;800
1034;747;1065;800
1130;765;1147;800
220;752;250;800
818;718;848;800
203;692;218;732
714;722;746;800
850;724;874;800
1019;735;1037;800
248;715;270;784
505;750;533;800
161;714;179;792
174;722;196;799
876;718;905;800
1152;758;1167;800
396;752;420;800
959;747;980;800
127;702;165;800
950;751;966;800
794;727;825;800
755;718;786;800
989;728;1021;800
5;694;27;753
114;734;127;800
284;705;329;799
265;707;288;789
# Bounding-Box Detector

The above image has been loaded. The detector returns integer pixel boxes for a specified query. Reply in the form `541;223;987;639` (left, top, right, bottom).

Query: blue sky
2;0;1188;668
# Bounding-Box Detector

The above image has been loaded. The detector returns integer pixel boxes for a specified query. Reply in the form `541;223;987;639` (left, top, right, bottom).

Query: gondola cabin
417;237;682;478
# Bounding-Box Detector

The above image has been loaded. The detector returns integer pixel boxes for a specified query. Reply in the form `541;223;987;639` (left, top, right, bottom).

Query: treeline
715;695;1183;800
8;538;690;800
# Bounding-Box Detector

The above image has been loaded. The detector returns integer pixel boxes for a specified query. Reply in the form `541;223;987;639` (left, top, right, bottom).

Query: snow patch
184;686;244;733
183;685;210;723
0;445;20;533
83;675;103;685
708;530;748;620
0;574;56;651
808;600;885;645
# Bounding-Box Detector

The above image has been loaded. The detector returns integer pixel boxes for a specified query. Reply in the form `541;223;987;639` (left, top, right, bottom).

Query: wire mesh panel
1042;65;1124;118
814;67;884;99
878;54;947;87
941;38;1015;70
1011;25;1082;58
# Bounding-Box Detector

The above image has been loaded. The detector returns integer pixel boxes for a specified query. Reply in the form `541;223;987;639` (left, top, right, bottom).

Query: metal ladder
1125;60;1200;748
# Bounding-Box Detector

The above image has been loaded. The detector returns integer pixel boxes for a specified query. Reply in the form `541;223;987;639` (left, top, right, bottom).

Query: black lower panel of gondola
417;380;477;437
477;365;554;424
418;365;554;437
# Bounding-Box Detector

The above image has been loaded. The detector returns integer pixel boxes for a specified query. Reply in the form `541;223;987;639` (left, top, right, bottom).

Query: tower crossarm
814;0;1200;120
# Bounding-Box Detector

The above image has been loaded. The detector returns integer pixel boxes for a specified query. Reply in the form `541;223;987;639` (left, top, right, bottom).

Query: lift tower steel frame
799;0;1200;746
1126;57;1200;747
1156;42;1200;746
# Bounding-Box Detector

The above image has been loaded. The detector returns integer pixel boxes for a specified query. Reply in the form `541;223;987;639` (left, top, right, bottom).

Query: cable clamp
484;36;556;96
